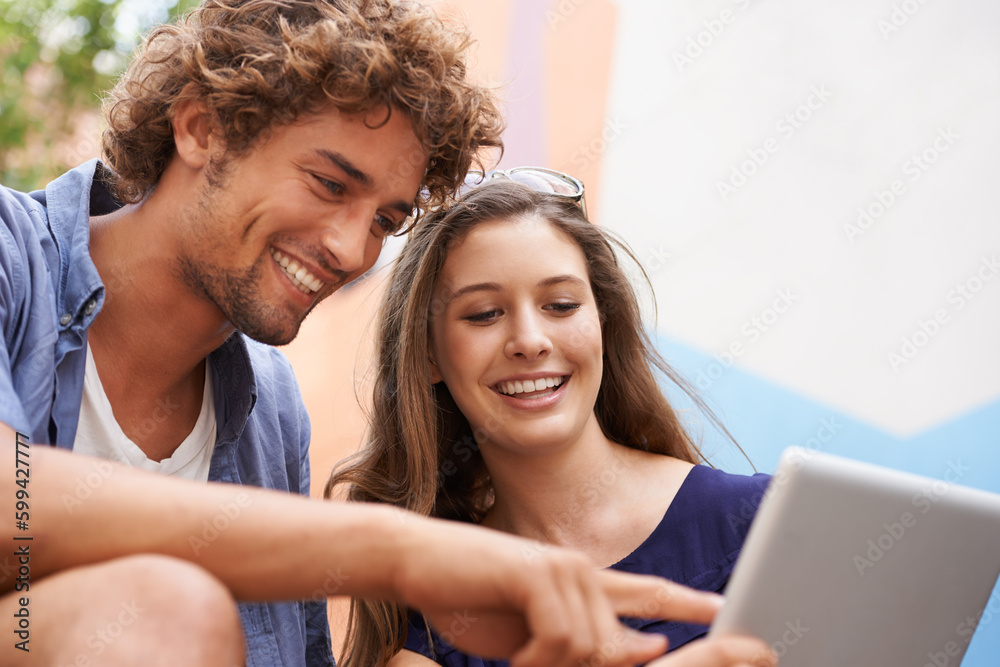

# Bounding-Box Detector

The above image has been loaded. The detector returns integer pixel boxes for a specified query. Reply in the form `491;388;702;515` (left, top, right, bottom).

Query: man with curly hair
0;1;760;666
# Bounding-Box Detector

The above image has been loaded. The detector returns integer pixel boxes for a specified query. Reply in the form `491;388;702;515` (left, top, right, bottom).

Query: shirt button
84;299;97;316
59;314;72;326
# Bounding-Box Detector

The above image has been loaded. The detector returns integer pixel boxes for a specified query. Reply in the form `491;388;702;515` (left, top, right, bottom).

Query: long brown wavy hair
101;0;503;209
326;180;738;665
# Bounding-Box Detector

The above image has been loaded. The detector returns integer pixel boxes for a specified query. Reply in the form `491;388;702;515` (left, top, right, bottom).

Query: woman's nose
504;311;552;360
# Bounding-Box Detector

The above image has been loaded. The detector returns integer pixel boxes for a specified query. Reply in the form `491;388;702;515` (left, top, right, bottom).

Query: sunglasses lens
507;169;582;197
459;168;587;217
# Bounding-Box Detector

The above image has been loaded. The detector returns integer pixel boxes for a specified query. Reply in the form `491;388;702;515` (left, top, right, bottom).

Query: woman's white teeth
270;249;323;294
498;376;564;396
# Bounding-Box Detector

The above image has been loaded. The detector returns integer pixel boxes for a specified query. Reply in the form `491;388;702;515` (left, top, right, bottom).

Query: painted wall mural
285;1;1000;660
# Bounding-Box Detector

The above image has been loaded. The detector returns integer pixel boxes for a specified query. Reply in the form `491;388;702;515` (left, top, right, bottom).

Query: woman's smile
429;215;605;454
492;374;571;410
493;374;567;397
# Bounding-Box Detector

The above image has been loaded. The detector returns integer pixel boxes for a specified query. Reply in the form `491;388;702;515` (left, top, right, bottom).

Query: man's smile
270;247;325;294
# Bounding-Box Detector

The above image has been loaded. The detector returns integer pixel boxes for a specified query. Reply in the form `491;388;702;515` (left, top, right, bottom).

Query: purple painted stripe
501;0;550;168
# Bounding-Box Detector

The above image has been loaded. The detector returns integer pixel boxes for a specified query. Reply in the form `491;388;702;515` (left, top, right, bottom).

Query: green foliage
0;0;199;191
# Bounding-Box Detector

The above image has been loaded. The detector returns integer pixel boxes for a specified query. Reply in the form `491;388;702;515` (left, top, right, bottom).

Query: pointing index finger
597;571;724;626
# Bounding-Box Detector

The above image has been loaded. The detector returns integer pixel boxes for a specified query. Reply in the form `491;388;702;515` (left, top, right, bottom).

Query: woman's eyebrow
443;275;587;305
447;282;502;300
538;275;587;289
448;276;586;301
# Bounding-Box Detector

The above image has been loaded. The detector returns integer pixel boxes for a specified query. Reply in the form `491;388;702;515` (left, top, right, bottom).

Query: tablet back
709;447;1000;666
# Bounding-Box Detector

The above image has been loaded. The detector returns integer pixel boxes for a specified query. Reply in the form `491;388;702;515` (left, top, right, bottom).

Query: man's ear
172;97;219;170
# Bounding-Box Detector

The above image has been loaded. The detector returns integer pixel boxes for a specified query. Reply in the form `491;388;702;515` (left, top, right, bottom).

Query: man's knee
117;554;237;615
4;554;244;667
102;555;245;663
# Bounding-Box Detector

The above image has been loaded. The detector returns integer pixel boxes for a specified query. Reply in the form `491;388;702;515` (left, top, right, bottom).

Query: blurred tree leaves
0;0;199;191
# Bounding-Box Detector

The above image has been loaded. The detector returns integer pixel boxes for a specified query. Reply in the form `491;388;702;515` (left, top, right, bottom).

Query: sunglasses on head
463;167;588;218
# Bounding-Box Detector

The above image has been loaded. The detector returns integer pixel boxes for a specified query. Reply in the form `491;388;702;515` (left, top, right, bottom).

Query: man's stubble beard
175;251;312;346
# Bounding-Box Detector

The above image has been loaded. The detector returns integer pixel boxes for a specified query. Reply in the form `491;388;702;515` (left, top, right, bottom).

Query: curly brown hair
101;0;503;208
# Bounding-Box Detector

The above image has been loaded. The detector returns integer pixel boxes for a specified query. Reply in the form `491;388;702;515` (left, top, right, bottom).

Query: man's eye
375;214;399;235
314;176;343;195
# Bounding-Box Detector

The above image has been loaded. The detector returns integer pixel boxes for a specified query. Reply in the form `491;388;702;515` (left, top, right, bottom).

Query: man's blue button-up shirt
0;160;335;666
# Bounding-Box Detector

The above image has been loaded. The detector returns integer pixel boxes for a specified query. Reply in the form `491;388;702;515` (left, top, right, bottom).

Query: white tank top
73;343;217;481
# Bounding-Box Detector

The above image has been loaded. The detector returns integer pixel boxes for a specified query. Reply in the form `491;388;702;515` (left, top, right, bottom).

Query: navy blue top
0;162;334;666
403;464;772;665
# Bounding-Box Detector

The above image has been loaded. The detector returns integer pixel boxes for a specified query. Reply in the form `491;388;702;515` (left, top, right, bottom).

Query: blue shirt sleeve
0;226;30;434
0;185;47;437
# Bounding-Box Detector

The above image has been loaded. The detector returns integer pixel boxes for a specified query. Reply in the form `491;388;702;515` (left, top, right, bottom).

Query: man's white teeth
270;249;323;294
497;376;564;396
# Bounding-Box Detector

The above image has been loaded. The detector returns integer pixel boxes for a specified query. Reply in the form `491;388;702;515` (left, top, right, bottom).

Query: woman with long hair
328;173;775;667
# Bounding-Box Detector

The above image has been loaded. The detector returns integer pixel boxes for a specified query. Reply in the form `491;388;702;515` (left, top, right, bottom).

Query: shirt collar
47;162;261;440
44;160;121;330
209;333;259;445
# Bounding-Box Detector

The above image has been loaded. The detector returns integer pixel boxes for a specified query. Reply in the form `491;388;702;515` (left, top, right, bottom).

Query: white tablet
709;447;1000;666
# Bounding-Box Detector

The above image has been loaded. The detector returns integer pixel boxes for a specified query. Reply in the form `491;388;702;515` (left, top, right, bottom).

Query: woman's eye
464;309;500;323
546;302;581;314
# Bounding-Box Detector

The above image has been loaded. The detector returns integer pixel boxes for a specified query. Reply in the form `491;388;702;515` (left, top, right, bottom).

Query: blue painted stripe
652;333;1000;664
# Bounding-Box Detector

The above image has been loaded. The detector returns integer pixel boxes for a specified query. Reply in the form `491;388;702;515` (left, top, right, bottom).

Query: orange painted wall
278;0;619;655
